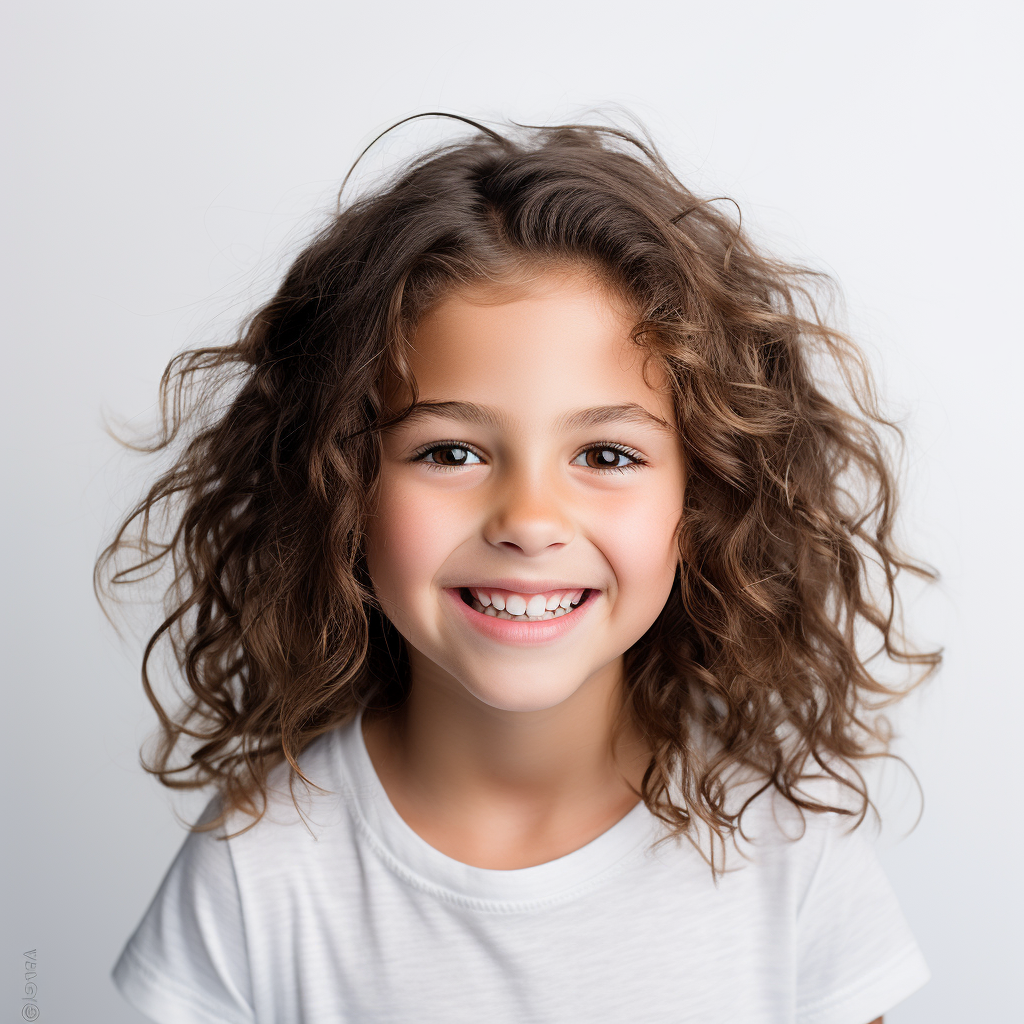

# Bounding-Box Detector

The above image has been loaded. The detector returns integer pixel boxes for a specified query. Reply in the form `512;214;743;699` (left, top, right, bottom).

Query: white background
3;1;1021;1021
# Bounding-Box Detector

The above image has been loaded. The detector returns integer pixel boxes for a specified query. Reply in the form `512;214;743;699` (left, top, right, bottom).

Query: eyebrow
391;400;678;437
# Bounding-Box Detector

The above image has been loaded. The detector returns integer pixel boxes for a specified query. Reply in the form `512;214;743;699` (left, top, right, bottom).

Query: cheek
594;488;682;597
365;476;461;600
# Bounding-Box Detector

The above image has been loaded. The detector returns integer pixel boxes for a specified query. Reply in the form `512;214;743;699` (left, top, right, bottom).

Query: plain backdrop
3;1;1021;1021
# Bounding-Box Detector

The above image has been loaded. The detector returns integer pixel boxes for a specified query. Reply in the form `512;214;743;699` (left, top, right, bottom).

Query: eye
409;441;647;474
572;444;646;473
411;443;484;471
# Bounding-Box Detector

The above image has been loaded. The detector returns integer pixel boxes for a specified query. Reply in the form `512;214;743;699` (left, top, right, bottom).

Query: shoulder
677;770;873;884
216;717;358;839
112;795;255;1023
711;776;930;1022
735;781;929;1023
123;718;360;935
111;721;360;1023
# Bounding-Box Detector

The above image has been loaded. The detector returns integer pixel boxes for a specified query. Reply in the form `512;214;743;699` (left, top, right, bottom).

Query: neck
362;652;651;865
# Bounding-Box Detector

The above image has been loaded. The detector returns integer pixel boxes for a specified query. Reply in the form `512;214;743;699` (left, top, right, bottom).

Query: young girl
102;115;939;1024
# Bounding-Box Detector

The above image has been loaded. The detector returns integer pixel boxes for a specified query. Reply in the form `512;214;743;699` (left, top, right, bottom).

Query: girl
101;115;939;1023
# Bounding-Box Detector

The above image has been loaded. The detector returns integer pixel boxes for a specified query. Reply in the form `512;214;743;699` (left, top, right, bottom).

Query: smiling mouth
458;587;592;622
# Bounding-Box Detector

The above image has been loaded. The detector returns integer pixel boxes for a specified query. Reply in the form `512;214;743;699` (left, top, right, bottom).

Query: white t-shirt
112;711;929;1023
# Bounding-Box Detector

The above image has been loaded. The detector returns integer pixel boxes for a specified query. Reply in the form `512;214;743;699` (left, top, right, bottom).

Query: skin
360;268;889;1024
362;267;685;869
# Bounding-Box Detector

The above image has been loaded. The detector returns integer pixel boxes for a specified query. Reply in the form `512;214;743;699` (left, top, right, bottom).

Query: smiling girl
103;116;938;1023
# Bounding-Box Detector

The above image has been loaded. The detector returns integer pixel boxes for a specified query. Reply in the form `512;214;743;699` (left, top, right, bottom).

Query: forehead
402;271;675;425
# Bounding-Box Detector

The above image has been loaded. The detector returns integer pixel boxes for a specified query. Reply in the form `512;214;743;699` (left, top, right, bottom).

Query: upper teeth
468;587;585;616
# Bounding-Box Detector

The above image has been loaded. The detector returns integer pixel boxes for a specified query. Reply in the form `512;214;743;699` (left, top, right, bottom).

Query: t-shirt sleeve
111;796;255;1024
794;813;930;1024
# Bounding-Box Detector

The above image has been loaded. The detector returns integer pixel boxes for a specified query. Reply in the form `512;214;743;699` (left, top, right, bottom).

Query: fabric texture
112;711;929;1023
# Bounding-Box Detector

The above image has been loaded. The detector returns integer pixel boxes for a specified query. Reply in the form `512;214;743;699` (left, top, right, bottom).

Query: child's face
365;269;685;714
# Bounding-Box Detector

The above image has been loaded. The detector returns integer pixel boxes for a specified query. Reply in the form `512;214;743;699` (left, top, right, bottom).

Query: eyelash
409;441;648;475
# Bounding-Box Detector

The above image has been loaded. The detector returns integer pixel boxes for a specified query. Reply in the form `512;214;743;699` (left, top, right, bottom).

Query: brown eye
573;446;643;472
435;447;470;466
416;445;482;469
587;448;625;469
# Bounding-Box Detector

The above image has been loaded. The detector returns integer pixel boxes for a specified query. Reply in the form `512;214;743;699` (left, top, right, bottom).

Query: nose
482;470;576;557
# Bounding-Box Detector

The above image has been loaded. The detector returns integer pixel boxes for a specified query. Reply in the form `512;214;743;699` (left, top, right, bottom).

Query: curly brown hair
96;114;940;864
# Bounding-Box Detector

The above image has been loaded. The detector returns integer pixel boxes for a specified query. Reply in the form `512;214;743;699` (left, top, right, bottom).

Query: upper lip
449;579;595;594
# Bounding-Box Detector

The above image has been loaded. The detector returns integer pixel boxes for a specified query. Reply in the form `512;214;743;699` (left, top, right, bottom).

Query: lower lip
444;588;599;646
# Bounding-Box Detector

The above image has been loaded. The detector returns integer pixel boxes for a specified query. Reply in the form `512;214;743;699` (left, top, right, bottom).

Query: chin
460;673;585;714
